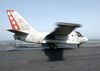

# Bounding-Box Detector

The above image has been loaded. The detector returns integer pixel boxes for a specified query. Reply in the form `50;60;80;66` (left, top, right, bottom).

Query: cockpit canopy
75;31;83;37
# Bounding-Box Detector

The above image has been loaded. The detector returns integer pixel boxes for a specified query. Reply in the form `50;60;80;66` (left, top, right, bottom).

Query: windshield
75;31;83;37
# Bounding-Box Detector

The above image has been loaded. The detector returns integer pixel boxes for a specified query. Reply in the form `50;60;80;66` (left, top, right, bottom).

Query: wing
45;22;81;39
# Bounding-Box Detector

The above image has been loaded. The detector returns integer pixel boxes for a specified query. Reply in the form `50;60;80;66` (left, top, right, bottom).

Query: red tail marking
6;10;20;30
17;19;24;23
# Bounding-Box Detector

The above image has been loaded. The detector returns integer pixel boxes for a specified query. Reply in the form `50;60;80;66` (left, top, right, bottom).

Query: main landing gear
78;44;85;48
49;44;58;49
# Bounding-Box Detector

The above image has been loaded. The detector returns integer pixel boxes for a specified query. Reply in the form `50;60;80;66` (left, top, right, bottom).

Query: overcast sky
0;0;100;40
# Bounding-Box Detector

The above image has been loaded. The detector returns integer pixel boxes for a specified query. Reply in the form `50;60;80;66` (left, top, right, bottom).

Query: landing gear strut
78;44;85;48
49;44;58;49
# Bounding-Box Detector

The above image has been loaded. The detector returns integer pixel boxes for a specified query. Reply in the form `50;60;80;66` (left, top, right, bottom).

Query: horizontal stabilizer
5;29;28;34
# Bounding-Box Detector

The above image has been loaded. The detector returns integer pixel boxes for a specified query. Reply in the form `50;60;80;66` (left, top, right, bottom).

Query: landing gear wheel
49;44;53;49
54;45;58;49
82;44;85;47
78;44;85;48
49;44;58;49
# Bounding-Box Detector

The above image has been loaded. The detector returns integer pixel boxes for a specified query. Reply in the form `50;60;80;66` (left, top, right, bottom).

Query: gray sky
0;0;100;40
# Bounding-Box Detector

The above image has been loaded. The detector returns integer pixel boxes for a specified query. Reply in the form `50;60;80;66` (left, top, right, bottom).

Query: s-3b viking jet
6;10;88;49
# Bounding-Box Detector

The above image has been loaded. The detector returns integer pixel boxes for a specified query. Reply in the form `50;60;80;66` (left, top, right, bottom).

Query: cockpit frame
75;31;83;37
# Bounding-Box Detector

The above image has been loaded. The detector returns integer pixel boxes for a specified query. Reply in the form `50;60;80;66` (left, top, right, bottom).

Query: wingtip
4;29;9;31
57;22;81;27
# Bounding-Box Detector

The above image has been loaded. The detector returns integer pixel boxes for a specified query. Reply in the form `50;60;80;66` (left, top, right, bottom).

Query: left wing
45;22;81;39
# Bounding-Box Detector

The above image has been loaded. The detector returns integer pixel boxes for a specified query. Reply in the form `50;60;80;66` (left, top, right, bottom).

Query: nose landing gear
78;44;85;48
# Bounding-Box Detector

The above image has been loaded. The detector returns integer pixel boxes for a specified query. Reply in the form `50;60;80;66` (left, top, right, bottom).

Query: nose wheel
78;44;85;48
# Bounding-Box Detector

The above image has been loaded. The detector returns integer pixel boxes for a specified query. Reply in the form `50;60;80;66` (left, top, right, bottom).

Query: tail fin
6;10;37;33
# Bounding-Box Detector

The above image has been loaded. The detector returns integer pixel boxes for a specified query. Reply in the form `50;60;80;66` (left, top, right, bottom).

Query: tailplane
6;10;37;33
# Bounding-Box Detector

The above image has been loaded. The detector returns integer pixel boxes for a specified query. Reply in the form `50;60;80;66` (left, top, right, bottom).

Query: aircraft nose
83;37;88;42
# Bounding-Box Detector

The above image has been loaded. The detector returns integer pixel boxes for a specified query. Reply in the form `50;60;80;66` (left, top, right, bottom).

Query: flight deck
0;42;100;71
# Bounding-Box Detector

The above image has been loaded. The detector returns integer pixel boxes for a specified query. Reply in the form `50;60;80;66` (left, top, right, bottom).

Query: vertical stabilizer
6;10;37;33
